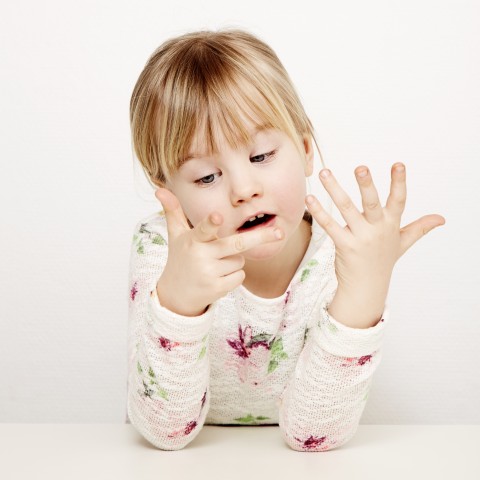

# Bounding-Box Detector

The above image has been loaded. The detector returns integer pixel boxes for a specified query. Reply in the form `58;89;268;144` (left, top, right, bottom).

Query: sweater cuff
312;292;389;357
147;287;215;343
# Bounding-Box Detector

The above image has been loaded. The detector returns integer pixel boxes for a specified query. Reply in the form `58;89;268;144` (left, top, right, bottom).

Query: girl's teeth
248;214;265;222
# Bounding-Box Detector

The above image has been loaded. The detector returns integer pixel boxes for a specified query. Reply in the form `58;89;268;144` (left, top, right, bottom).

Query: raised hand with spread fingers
305;162;446;329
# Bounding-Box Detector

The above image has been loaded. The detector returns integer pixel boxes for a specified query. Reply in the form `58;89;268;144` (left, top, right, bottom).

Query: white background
1;0;478;423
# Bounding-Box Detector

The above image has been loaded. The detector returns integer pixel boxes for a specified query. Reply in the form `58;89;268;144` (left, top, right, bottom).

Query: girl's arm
127;218;214;450
278;245;387;451
127;190;281;450
278;163;443;451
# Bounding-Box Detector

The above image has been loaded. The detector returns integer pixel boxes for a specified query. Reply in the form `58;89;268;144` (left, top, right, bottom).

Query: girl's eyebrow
185;126;272;161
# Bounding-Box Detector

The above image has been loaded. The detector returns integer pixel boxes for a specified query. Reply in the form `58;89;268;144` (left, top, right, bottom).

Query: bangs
192;76;289;160
165;56;301;177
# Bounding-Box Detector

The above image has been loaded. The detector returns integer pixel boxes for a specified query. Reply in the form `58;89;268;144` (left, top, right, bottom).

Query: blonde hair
130;28;325;187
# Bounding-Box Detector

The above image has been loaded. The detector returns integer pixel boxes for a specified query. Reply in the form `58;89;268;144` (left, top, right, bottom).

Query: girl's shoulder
132;210;169;244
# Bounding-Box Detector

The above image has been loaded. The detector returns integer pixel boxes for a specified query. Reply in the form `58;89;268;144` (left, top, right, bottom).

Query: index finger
215;226;284;258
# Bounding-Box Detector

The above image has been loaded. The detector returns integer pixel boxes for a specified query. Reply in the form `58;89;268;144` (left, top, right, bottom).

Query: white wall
1;0;478;424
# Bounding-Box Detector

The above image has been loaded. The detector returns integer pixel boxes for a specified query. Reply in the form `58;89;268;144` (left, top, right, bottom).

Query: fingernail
395;163;405;173
274;228;283;240
320;169;331;178
357;169;368;177
305;195;315;205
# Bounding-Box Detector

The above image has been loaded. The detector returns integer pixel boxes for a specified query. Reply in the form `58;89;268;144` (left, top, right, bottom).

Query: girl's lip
237;214;276;232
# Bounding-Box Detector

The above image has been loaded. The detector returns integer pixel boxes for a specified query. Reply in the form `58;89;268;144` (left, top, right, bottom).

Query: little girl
127;28;445;451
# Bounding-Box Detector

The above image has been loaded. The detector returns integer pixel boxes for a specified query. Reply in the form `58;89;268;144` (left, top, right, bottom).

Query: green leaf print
234;414;271;424
152;234;166;245
327;322;338;334
270;337;283;355
268;337;288;373
135;224;167;254
250;333;271;344
198;335;208;360
158;388;168;400
300;259;319;282
137;361;168;401
301;269;311;282
268;359;278;373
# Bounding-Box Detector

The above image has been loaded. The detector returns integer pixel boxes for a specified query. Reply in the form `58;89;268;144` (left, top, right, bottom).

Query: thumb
399;214;446;256
155;188;190;239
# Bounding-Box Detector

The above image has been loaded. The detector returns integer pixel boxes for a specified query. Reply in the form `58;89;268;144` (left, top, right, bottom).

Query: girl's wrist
327;288;387;329
156;279;208;317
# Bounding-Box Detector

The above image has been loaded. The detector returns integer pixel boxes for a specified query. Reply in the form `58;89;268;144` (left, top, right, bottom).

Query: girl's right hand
154;188;284;317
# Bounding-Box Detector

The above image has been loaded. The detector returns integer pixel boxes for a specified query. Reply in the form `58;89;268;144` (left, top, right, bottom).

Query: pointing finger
154;188;190;239
215;226;284;258
305;194;351;248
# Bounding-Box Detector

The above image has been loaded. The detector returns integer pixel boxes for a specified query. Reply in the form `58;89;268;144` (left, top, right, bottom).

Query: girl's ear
302;134;314;176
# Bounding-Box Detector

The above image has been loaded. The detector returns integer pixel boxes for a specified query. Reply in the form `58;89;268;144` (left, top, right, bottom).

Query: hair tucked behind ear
130;28;325;188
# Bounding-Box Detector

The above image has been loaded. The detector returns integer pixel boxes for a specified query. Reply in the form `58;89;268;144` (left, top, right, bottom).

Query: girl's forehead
187;123;280;160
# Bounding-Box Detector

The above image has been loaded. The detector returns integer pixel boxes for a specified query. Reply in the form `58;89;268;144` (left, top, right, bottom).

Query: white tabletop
1;424;479;479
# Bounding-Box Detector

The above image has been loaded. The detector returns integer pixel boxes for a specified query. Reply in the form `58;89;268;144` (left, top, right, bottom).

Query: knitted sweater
127;211;388;451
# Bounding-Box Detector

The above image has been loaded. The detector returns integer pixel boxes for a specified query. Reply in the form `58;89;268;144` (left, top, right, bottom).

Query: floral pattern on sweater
127;211;389;451
226;325;289;382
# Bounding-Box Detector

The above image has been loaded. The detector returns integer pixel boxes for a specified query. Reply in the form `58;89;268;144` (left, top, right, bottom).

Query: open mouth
237;213;275;232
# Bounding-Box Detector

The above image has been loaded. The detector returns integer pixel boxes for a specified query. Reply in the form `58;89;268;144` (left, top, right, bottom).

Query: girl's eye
250;150;276;163
195;172;220;185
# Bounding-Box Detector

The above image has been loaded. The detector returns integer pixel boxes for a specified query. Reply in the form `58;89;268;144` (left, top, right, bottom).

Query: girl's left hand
305;163;446;325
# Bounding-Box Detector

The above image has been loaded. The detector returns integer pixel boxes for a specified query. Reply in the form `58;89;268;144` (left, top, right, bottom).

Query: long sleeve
127;214;389;451
277;234;388;452
127;217;214;450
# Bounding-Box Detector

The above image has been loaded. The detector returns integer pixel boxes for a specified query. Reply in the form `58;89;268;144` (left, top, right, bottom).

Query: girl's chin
242;240;286;262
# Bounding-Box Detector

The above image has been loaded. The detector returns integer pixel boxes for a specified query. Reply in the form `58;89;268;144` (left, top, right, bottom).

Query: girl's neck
242;219;312;299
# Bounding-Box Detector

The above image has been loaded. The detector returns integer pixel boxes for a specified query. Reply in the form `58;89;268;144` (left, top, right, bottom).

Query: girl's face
166;125;314;261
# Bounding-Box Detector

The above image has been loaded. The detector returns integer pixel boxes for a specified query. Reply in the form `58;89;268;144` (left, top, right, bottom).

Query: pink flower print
130;282;139;301
201;390;207;409
226;325;272;383
284;290;291;305
358;355;372;365
227;325;270;359
167;420;198;438
158;336;180;351
340;354;374;367
184;420;198;435
294;435;327;450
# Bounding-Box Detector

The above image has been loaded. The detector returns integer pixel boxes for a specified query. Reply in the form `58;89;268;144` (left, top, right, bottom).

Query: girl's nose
229;169;264;205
